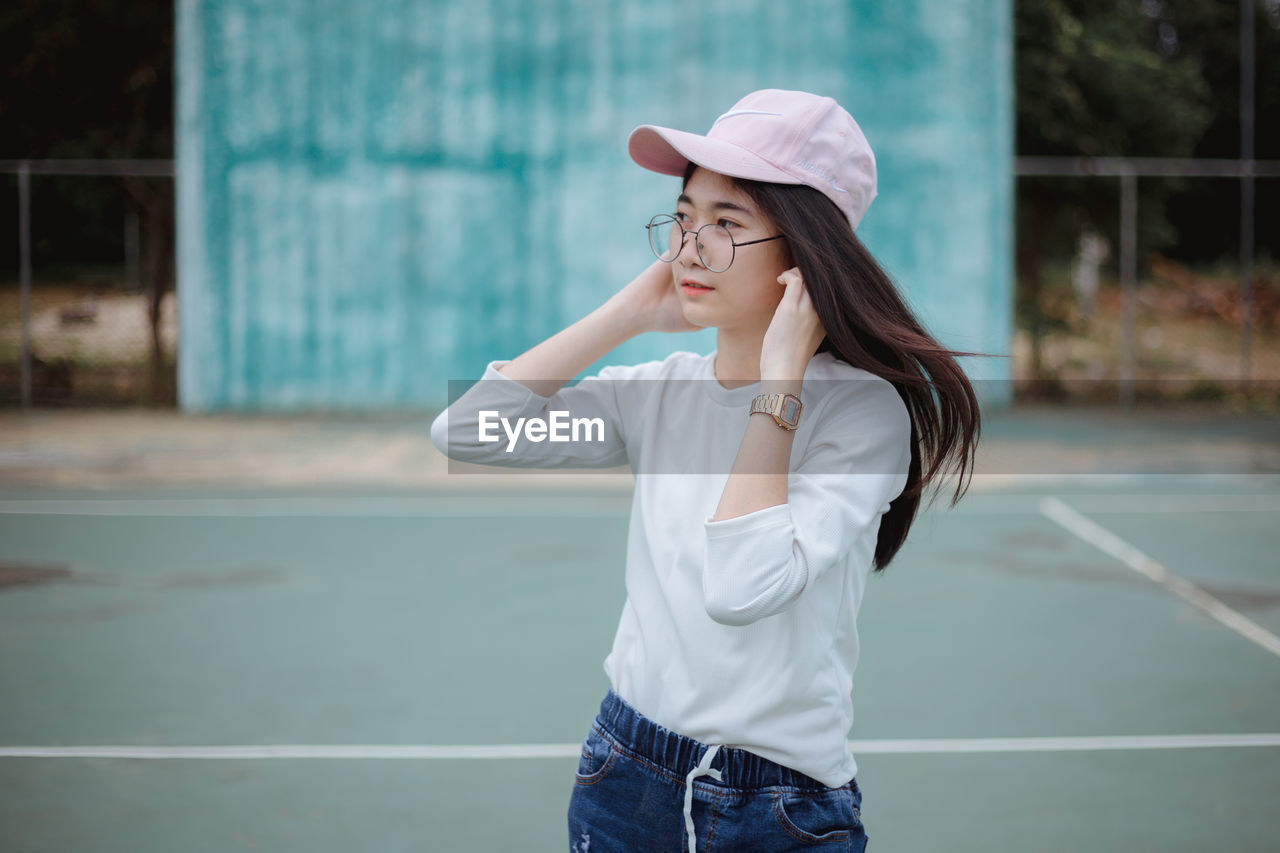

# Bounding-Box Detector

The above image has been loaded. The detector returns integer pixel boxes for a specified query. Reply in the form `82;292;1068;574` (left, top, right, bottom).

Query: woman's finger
777;268;804;305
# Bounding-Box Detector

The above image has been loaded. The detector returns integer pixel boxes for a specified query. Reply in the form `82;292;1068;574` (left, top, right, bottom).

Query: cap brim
628;125;803;186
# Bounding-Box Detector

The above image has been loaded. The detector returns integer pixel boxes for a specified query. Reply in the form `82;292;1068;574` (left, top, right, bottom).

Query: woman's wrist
759;361;808;384
598;294;648;340
757;376;803;398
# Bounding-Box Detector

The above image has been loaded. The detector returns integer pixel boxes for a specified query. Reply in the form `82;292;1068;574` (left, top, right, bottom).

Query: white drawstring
682;744;723;853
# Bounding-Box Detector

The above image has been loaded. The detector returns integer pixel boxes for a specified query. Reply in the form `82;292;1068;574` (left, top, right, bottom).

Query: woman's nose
675;229;704;267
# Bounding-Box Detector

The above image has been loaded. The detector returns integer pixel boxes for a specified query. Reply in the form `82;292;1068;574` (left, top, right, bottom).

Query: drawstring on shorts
583;689;845;850
682;743;723;853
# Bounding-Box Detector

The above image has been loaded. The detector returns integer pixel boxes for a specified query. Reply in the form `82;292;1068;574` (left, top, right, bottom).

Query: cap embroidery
792;157;849;193
711;109;783;128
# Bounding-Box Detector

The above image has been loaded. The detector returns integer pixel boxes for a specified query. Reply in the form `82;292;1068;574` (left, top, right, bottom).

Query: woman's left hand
760;267;827;380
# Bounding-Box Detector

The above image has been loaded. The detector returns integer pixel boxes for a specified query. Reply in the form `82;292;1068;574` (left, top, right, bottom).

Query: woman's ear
781;241;796;270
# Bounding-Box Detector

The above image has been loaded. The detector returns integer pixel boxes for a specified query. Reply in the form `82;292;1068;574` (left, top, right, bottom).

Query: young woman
431;89;988;852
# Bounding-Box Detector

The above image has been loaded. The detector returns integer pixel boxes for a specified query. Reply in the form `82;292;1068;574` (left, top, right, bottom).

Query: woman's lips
681;279;714;294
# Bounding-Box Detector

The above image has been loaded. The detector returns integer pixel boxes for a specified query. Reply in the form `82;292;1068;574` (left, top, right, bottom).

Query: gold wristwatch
749;392;803;430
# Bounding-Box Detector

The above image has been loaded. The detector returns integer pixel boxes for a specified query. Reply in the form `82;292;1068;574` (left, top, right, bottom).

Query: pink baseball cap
628;89;878;232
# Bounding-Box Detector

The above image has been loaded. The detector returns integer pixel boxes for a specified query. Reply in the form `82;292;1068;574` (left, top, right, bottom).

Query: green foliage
0;1;173;273
1018;0;1211;158
1013;0;1280;379
0;0;173;158
1016;0;1214;265
1017;0;1280;267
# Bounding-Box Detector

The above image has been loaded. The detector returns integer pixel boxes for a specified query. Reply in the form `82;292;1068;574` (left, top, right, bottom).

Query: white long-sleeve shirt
430;349;911;787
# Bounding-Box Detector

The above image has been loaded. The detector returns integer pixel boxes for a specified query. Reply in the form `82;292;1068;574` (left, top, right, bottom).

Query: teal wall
177;0;1012;412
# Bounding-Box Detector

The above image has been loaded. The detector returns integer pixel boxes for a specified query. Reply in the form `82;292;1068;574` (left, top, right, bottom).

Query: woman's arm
496;260;696;397
430;260;697;469
708;375;802;521
710;268;824;522
495;299;640;398
702;379;912;626
702;267;864;627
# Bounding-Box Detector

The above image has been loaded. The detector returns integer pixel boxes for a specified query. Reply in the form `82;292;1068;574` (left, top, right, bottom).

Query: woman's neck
712;330;765;389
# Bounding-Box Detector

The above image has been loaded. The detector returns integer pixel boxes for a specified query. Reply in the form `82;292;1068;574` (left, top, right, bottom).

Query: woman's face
670;167;792;333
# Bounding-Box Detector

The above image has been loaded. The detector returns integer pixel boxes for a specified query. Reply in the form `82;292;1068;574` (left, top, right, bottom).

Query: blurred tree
1016;0;1212;378
0;0;172;158
1016;0;1280;380
1;1;1273;393
1162;0;1280;261
0;0;174;402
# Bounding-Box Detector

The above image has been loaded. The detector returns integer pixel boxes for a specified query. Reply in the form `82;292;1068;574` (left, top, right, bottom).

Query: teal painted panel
177;0;1012;412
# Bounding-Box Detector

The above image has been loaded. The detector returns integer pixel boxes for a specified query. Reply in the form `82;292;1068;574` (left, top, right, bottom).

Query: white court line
0;744;581;759
4;491;1279;518
849;733;1280;754
970;473;1280;492
1027;494;1280;513
3;734;1280;760
0;497;632;517
952;493;1280;515
1040;496;1280;660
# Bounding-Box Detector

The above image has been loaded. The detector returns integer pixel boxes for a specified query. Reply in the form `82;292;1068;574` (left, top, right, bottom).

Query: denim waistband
593;687;838;791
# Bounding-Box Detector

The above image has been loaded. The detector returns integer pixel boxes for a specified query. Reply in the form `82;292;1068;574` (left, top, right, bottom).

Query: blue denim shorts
567;688;867;852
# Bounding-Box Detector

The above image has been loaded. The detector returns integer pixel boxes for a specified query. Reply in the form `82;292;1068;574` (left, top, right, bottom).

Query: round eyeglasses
645;214;784;274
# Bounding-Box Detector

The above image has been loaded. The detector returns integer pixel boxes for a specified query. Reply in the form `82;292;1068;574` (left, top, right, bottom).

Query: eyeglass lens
648;215;734;272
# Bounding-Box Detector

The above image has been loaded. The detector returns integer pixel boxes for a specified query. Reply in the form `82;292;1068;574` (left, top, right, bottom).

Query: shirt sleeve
429;359;635;469
700;379;912;626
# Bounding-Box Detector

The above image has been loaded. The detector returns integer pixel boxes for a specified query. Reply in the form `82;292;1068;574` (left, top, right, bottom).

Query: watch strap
750;392;803;430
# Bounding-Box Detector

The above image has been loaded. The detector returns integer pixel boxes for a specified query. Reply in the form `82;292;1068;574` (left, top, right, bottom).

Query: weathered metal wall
177;0;1012;411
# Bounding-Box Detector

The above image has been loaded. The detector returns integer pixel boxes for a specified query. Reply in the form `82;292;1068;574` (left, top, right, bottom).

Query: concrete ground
2;402;1279;851
0;403;1277;490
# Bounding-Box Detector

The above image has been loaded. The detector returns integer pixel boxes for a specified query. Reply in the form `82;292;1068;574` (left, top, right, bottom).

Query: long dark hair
684;163;1000;572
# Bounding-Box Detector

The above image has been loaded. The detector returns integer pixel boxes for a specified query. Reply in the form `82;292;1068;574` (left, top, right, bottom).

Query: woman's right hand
612;260;702;335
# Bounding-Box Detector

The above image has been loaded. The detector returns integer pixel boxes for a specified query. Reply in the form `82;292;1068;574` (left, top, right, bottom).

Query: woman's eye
718;218;740;230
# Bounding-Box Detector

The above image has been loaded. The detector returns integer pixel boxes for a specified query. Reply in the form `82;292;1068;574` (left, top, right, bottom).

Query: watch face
780;396;801;424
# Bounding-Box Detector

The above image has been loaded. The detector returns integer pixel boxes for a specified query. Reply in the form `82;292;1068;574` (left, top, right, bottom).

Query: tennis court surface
1;405;1277;851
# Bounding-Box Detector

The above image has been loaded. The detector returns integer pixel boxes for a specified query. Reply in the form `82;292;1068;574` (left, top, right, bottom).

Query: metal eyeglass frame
645;213;784;273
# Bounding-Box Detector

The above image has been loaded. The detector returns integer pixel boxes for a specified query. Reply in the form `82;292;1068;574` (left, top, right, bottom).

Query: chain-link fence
1;161;175;408
5;158;1278;412
1013;156;1280;409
